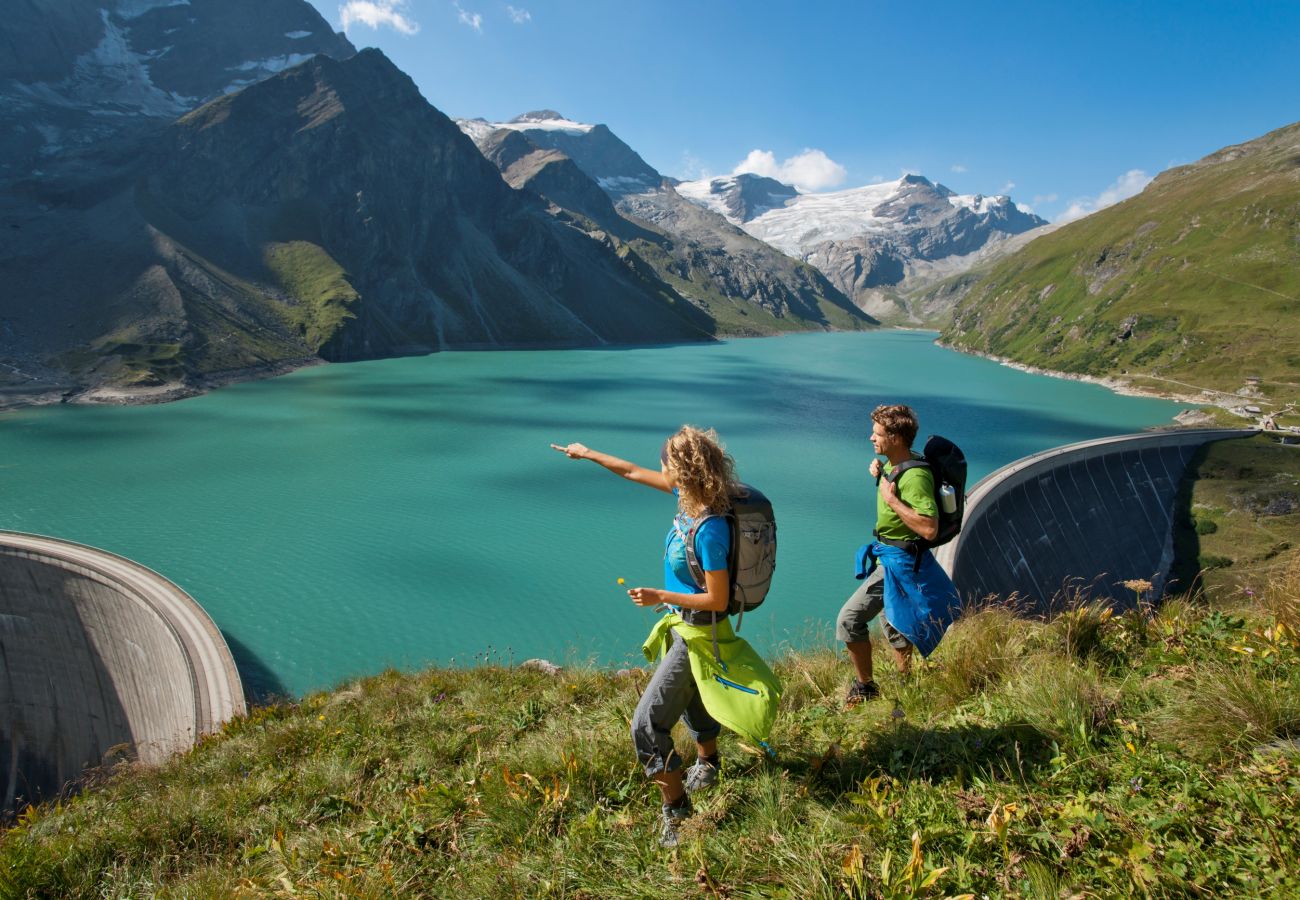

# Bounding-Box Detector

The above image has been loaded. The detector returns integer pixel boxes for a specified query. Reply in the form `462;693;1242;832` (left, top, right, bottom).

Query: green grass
1170;434;1300;597
5;577;1300;897
941;122;1300;411
263;241;360;353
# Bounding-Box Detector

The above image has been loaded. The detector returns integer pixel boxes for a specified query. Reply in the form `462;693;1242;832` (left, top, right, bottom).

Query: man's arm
879;478;939;541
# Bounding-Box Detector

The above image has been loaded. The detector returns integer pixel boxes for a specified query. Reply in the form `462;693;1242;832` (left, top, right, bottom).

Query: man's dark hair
872;404;919;448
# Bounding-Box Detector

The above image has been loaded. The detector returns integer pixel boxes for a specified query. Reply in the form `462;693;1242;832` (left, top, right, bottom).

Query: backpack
680;483;777;630
877;435;967;569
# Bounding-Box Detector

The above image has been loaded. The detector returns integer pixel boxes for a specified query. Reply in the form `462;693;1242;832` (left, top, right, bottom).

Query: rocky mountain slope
677;173;1048;323
0;0;355;181
1;39;719;403
941;121;1300;412
457;112;874;335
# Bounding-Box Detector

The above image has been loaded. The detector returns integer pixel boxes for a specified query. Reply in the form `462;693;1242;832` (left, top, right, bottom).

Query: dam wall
0;532;244;816
935;428;1258;610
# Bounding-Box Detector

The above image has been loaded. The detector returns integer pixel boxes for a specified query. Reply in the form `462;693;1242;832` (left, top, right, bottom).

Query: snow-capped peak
947;193;1011;214
500;110;594;134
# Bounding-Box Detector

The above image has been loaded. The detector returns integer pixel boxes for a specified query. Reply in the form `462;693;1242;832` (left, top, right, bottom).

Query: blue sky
305;1;1300;222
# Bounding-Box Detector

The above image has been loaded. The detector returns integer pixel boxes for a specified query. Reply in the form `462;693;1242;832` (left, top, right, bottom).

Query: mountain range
677;173;1049;323
4;2;1293;416
456;111;871;335
0;2;858;405
459;112;1050;326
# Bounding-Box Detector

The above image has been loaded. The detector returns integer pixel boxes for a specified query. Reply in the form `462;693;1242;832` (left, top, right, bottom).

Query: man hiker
836;404;962;705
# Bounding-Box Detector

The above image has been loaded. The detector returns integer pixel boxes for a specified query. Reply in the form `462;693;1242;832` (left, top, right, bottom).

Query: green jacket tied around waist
642;613;783;752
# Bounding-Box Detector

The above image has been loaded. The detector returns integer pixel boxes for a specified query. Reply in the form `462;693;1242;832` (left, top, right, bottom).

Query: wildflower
318;714;325;721
617;577;625;585
1129;776;1144;794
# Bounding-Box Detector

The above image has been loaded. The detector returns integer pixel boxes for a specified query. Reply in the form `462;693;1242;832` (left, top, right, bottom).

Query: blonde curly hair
662;425;737;517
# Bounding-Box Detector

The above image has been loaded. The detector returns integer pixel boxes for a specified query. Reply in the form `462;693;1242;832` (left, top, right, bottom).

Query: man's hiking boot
684;759;719;794
659;796;693;848
845;679;880;707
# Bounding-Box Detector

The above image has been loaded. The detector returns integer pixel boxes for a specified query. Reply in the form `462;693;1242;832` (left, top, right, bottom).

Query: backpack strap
879;458;933;573
676;511;737;659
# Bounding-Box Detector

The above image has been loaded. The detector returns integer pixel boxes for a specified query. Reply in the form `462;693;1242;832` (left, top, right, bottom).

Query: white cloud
455;3;483;31
506;5;530;23
1057;169;1152;223
732;148;847;192
339;0;419;35
950;163;968;173
677;151;712;182
1032;192;1058;205
1000;180;1016;194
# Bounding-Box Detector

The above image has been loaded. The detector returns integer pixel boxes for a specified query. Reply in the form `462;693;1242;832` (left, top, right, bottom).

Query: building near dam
0;532;243;817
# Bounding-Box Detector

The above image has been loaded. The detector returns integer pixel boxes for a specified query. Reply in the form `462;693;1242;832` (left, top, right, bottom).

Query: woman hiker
551;426;779;848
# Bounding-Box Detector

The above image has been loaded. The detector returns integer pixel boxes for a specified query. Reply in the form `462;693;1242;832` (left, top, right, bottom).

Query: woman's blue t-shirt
664;512;730;596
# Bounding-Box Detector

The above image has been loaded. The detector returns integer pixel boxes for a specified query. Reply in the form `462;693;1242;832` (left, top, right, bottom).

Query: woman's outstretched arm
550;442;672;493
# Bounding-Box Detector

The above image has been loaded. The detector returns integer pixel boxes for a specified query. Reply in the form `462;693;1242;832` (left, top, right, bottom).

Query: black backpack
680;484;776;630
876;435;967;569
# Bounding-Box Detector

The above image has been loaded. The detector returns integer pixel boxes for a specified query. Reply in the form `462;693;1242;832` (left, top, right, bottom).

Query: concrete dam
936;428;1259;610
0;532;244;816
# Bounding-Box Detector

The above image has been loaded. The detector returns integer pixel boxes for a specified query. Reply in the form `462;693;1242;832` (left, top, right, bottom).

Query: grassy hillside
4;596;1299;896
942;122;1300;418
263;242;360;354
1171;434;1300;596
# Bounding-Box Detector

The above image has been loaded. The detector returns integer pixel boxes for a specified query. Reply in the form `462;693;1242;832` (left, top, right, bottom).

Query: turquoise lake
0;332;1184;698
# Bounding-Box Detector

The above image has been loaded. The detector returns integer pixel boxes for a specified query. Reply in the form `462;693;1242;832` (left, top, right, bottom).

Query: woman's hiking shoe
659;796;693;848
684;759;719;793
845;679;880;706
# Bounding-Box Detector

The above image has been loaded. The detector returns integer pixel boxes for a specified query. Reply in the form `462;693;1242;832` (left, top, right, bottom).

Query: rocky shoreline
932;339;1271;425
0;358;325;414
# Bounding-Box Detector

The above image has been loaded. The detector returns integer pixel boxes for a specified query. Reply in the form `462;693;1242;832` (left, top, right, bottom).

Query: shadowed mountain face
0;0;356;180
150;52;710;353
941;121;1300;407
0;48;713;402
458;114;876;335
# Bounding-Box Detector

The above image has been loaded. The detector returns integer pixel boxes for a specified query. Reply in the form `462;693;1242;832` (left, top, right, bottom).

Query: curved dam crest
937;428;1260;609
0;532;244;817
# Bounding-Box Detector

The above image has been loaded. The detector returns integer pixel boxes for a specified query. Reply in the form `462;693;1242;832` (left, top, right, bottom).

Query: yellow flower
616;577;625;585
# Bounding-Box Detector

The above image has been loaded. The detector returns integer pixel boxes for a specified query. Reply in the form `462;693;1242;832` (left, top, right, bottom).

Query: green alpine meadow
939;122;1300;421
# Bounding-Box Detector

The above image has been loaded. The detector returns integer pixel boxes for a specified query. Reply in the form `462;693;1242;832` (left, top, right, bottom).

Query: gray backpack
680;483;777;630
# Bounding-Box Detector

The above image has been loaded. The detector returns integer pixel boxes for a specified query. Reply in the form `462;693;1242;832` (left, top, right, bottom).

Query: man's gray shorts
631;632;722;776
836;567;911;649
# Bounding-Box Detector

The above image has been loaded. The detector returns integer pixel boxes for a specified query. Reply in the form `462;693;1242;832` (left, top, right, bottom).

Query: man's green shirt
875;456;937;541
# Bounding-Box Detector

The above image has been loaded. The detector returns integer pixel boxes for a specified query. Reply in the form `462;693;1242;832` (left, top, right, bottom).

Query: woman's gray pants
631;631;722;776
